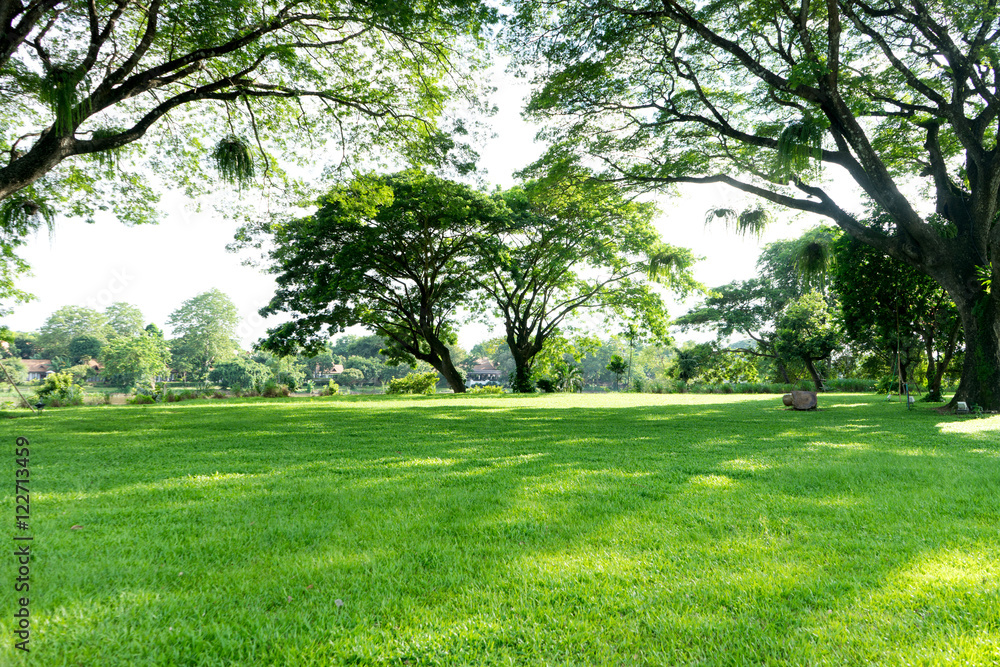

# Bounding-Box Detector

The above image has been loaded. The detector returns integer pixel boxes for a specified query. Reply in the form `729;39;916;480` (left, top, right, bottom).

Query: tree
100;333;171;390
510;0;1000;409
252;170;507;393
68;334;104;364
167;289;240;379
104;302;145;339
330;335;388;360
606;354;628;391
556;364;584;393
12;332;37;359
774;291;842;391
0;357;27;384
832;222;962;401
478;172;699;392
37;305;108;358
0;0;495;302
208;357;271;390
676;229;836;383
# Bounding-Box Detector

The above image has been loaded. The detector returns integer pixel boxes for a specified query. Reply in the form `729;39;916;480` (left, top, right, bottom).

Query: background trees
167;289;240;380
100;333;171;390
509;0;1000;408
36;305;108;358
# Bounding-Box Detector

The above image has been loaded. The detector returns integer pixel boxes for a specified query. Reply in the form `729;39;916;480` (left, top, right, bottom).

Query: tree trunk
437;358;466;393
951;292;1000;410
804;358;825;392
426;340;465;393
507;330;544;393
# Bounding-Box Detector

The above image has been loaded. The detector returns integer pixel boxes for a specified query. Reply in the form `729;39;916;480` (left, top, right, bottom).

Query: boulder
789;390;817;410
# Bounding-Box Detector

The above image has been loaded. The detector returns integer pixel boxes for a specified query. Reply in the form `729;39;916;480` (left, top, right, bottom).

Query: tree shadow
7;395;1000;664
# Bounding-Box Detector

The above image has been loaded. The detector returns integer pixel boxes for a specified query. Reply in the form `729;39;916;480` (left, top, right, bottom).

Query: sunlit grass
2;393;999;665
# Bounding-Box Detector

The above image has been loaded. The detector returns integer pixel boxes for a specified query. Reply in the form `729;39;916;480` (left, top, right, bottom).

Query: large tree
167;288;241;379
510;0;1000;409
478;174;700;392
100;332;171;390
104;302;145;339
0;0;494;303
252;170;507;392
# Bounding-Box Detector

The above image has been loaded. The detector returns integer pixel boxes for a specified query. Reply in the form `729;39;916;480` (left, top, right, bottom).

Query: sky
4;71;826;351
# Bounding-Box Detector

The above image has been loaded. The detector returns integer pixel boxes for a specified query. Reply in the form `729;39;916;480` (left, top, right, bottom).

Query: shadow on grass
3;394;999;664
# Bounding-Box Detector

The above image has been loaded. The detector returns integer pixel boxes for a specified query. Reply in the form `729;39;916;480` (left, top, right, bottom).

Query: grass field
1;393;998;665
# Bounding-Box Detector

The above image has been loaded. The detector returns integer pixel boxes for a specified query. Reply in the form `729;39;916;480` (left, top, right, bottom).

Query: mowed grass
2;393;999;666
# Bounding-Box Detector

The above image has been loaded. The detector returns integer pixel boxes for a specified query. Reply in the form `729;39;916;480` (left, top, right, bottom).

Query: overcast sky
5;71;826;350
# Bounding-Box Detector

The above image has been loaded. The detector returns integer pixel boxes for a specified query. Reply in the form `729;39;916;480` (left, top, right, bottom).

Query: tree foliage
37;305;108;358
509;0;1000;408
104;302;146;339
0;0;495;304
676;228;837;383
254;170;505;393
832;216;962;400
479;172;698;391
208;357;271;390
167;288;241;378
100;332;171;390
774;291;841;391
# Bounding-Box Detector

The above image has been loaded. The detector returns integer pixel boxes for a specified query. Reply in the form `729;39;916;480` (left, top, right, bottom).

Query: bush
128;393;156;405
386;372;439;395
34;372;84;407
261;380;291;398
632;377;645;392
321;380;340;396
535;378;556;393
467;385;504;395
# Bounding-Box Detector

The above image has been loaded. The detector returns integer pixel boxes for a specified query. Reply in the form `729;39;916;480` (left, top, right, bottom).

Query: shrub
128;393;156;405
632;377;645;392
535;378;556;393
321;380;340;396
34;372;84;407
261;380;290;398
468;385;503;395
386;372;439;395
875;375;898;395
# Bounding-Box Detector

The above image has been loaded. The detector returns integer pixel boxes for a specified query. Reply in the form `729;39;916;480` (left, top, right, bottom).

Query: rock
782;394;793;407
790;390;817;410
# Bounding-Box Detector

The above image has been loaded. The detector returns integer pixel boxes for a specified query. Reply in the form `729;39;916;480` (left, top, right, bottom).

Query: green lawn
2;393;998;665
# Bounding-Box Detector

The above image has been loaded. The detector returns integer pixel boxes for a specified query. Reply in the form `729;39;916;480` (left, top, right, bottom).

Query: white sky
4;71;832;350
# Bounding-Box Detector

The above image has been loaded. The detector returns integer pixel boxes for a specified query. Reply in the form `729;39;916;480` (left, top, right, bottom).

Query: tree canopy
254;169;506;392
167;288;241;378
0;0;495;305
509;0;1000;408
479;173;699;391
36;305;108;358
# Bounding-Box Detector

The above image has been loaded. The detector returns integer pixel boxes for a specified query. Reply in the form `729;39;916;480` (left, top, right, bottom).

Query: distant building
314;363;345;379
24;359;54;381
467;358;502;385
23;358;105;382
